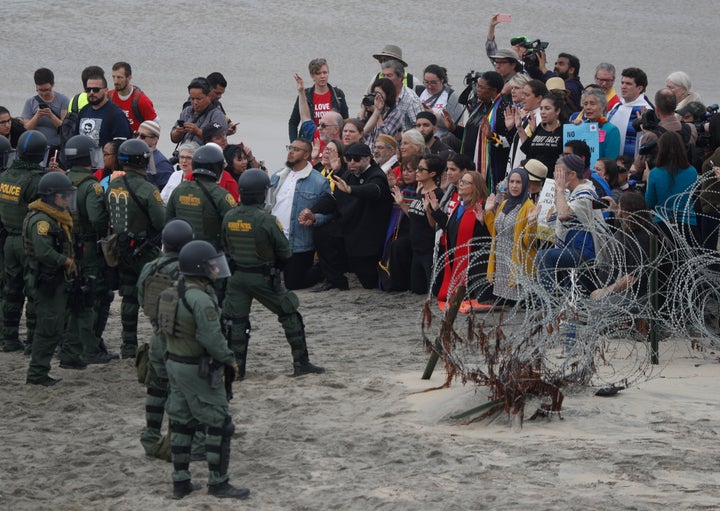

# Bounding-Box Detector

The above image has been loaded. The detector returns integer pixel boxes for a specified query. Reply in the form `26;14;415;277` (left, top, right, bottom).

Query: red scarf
438;201;481;301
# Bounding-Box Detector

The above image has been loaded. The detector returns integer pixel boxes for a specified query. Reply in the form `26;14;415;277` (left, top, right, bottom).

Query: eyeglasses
36;87;52;94
0;119;11;125
374;145;391;151
319;123;337;129
178;155;193;160
423;80;440;86
137;133;157;140
344;155;364;162
594;77;614;84
286;145;308;153
324;147;337;154
458;179;473;185
416;166;429;172
84;87;104;93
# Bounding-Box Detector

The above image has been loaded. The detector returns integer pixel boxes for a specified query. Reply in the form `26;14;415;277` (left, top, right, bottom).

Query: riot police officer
23;172;79;385
157;240;249;500
107;138;165;358
166;143;236;249
0;136;13;170
137;218;195;458
0;130;46;353
221;169;324;379
63;134;117;363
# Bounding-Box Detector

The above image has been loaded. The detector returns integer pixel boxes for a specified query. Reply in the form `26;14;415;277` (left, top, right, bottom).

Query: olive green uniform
66;166;108;357
221;203;315;377
23;200;79;383
107;170;165;357
158;276;236;486
166;177;237;249
0;159;44;351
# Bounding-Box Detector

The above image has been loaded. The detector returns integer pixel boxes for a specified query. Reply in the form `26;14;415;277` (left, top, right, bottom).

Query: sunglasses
84;87;104;93
137;133;157;140
344;155;364;162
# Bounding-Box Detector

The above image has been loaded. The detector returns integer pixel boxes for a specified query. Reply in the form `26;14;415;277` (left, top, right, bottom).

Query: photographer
360;78;402;150
526;51;584;112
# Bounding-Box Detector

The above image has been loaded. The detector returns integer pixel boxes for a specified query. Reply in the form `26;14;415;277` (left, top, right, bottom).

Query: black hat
344;143;372;157
416;111;437;125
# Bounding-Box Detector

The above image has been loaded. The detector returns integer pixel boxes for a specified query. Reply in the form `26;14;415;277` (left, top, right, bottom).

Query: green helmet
0;136;13;168
178;240;231;280
38;171;77;211
237;168;270;205
63;134;98;167
17;130;48;163
118;139;151;169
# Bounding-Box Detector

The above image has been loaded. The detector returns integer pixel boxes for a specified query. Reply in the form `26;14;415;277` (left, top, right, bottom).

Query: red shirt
312;90;332;127
108;87;158;132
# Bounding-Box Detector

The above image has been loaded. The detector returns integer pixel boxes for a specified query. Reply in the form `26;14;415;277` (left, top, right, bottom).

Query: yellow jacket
485;198;537;285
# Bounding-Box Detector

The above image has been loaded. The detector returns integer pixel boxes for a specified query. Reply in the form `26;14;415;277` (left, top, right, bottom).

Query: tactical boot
26;376;62;387
2;341;24;353
121;344;138;359
172;480;202;500
292;362;325;377
207;481;250;499
83;352;118;364
60;358;88;370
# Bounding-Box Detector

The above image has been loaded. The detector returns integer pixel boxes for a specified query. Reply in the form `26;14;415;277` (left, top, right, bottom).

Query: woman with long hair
313;138;345;191
360;77;402;149
644;131;698;243
484;167;538;303
519;93;565;178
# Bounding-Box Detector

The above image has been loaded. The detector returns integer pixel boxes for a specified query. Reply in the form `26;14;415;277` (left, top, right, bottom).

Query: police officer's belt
5;228;22;236
167;353;201;365
233;264;273;275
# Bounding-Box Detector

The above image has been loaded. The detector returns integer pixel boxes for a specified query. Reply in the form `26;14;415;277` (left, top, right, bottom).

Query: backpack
108;86;145;125
59;95;85;149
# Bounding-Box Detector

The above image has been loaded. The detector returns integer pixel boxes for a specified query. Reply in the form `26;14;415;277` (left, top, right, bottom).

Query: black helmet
118;139;151;170
192;143;225;180
237;168;270;205
0;136;13;168
178;240;231;280
17;130;48;163
63;134;97;167
162;218;195;253
38;171;77;211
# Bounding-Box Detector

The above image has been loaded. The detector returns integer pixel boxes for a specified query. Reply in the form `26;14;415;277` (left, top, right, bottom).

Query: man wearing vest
109;61;159;133
0;130;46;353
63;135;118;364
107;139;166;358
23;172;79;386
137;219;198;459
157;240;249;500
221;169;325;380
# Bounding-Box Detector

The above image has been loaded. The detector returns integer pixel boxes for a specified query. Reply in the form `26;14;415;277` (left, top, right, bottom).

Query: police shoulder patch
153;189;163;203
36;220;51;236
275;218;284;232
225;194;237;207
204;307;218;322
93;183;104;196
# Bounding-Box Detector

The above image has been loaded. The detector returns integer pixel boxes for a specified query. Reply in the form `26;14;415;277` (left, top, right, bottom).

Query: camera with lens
694;104;719;149
521;39;549;68
458;70;483;107
638;138;658;169
362;92;377;108
632;109;659;133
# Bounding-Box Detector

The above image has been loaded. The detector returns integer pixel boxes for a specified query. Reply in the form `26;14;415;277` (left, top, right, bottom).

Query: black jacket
288;84;349;142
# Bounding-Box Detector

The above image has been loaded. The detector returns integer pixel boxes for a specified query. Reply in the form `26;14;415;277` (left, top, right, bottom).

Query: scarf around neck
28;199;74;244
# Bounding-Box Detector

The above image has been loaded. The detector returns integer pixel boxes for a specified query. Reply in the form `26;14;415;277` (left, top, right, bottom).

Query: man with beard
108;61;158;133
266;139;331;290
299;142;392;289
75;72;132;146
529;52;584;111
311;111;343;160
414;111;449;158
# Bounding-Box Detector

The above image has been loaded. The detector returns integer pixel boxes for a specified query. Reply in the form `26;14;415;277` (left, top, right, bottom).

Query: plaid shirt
395;86;423;131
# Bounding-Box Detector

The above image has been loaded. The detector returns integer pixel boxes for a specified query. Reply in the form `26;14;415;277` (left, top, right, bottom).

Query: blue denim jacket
267;163;333;253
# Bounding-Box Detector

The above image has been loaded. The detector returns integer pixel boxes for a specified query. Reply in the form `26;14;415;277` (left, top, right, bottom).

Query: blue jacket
267;163;333;253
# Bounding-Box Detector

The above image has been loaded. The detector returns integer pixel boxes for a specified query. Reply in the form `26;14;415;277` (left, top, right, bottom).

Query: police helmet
162;218;195;254
118;139;151;170
192;143;225;180
0;136;13;168
16;130;48;163
63;134;97;167
178;240;231;280
237;168;270;205
38;171;77;212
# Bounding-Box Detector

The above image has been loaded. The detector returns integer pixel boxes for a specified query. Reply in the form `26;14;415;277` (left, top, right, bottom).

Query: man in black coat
299;143;392;289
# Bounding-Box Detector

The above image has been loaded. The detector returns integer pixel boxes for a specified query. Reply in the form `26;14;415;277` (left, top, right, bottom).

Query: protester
570;86;621;160
519;93;564;178
0;106;26;148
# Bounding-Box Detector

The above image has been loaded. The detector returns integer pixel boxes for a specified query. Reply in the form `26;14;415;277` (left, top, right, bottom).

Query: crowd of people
2;15;720;499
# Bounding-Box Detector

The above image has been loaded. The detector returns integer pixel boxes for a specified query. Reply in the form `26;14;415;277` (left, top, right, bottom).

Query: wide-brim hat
489;48;520;64
545;77;568;92
373;44;408;68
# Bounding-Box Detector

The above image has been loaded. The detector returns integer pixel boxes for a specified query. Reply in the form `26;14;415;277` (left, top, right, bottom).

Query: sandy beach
1;280;719;511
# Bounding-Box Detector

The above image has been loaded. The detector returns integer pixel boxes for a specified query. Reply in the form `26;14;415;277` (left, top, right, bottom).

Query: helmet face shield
206;253;231;280
1;149;16;168
54;187;78;213
89;147;104;169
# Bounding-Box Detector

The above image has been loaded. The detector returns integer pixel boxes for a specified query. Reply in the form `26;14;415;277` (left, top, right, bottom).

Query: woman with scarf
569;86;621;160
484;167;538;303
432;171;492;303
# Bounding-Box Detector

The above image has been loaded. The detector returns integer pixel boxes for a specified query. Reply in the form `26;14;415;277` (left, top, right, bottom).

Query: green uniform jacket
166;177;236;248
107;170;165;239
0;160;45;232
66;166;108;239
164;276;235;365
221;203;291;267
23;207;73;274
